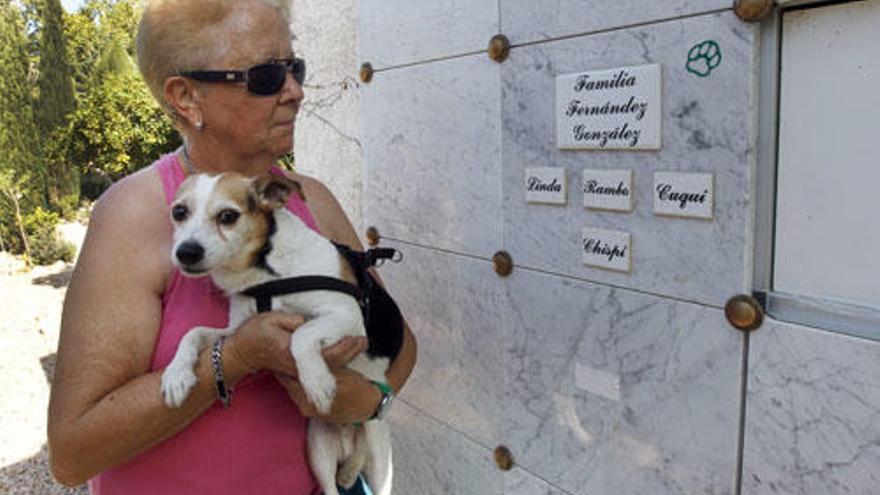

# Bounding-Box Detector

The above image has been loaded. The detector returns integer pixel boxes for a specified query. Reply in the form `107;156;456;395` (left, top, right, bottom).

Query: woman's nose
280;72;304;102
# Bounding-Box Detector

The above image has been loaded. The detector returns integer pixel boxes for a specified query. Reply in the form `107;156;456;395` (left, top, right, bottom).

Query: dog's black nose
175;242;204;266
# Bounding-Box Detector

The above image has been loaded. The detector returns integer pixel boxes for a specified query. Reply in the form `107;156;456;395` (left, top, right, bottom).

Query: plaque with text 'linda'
557;64;662;151
525;167;567;205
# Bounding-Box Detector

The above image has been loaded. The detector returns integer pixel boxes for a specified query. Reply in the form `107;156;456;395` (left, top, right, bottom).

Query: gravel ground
0;224;88;494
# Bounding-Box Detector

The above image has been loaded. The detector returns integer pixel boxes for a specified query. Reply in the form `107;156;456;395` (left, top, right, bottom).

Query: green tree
66;60;179;186
33;0;77;207
59;0;177;198
64;6;100;99
0;0;40;255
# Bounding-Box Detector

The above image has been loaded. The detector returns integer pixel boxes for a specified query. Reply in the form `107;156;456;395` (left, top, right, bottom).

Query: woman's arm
47;171;302;486
283;175;417;422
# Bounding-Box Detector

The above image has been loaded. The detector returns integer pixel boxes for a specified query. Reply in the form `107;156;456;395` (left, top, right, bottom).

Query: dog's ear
251;174;303;210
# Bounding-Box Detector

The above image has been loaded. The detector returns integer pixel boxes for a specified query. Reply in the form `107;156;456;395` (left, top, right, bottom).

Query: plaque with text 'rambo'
583;169;633;212
557;64;662;150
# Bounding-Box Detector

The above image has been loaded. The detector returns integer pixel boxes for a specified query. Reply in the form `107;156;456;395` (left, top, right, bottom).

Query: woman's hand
222;314;369;381
222;312;304;379
275;336;382;424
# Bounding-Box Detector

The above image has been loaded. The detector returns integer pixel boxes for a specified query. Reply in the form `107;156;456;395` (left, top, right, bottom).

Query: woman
47;0;416;493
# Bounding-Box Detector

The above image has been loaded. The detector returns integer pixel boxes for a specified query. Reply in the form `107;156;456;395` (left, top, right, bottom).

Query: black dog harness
240;244;404;360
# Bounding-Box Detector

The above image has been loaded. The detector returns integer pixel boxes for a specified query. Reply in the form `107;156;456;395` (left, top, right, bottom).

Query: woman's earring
196;121;204;131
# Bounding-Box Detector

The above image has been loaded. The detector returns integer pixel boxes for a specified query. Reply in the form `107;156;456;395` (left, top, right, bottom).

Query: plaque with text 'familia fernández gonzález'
556;64;662;151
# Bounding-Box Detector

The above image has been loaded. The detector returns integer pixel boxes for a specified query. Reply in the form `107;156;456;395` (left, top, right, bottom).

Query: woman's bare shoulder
81;165;172;293
92;166;167;229
279;171;356;244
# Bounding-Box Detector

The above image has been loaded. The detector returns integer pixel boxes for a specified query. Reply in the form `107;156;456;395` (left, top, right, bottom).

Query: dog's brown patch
213;173;275;273
252;174;299;211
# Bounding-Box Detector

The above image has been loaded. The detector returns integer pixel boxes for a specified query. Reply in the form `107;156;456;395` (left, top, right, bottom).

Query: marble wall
502;11;755;307
291;0;364;231
362;54;502;257
359;2;880;494
501;0;730;44
743;322;880;494
359;0;498;68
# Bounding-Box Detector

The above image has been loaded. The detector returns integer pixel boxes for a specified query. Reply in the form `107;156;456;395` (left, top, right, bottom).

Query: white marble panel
500;0;729;44
506;467;571;495
388;401;503;495
363;54;502;258
359;0;498;68
743;321;880;495
504;269;742;494
378;242;506;448
502;12;756;306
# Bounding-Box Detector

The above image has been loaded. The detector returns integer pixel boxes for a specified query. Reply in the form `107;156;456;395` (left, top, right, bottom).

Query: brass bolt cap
494;445;514;471
365;226;380;247
359;62;374;83
488;34;511;63
734;0;774;23
725;294;765;332
493;251;514;277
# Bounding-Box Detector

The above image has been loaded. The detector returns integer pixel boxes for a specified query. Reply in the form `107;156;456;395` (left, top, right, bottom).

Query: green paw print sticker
686;40;722;77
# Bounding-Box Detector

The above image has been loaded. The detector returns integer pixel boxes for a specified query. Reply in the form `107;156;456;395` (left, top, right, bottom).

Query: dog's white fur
161;172;392;495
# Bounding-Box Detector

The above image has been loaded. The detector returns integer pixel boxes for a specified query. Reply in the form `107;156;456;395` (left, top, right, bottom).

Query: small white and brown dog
161;171;393;495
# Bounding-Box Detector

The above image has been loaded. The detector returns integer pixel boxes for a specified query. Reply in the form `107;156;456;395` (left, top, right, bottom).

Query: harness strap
240;275;364;313
239;245;401;314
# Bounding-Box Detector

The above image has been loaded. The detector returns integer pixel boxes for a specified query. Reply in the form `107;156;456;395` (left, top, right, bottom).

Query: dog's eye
171;204;189;222
217;209;240;226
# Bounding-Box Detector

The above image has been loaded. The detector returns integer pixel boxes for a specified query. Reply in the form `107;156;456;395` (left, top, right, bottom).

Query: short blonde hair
136;0;291;115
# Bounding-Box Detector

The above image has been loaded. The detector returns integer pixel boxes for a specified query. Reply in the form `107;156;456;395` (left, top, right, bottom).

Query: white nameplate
582;227;631;272
653;172;714;219
583;169;633;212
556;63;662;150
525;167;567;205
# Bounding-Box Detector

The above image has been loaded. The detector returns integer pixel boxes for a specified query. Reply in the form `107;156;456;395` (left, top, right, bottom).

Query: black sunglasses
181;57;306;96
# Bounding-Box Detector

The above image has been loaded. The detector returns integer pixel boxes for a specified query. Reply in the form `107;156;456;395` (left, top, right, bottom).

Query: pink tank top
88;153;320;495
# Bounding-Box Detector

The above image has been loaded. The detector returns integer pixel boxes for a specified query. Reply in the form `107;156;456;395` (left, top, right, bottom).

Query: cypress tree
0;0;39;253
33;0;76;208
0;0;39;181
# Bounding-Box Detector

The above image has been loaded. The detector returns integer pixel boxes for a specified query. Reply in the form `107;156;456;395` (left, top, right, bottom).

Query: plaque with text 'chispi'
582;227;631;273
556;63;662;150
525;167;567;205
653;172;714;219
583;169;633;212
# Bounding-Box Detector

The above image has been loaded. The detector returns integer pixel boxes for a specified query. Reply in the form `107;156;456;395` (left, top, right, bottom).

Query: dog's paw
300;369;337;415
161;365;198;408
336;465;360;489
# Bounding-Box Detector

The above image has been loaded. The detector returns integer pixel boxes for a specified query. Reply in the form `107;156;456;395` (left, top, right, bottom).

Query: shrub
23;207;76;265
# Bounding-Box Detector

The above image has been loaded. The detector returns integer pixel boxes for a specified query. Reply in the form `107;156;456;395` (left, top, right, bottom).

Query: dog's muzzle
175;241;205;268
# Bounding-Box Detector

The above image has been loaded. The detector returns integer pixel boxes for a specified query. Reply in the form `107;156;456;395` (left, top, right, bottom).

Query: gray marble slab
743;321;880;495
388;400;503;495
504;269;742;495
501;11;756;307
358;0;498;68
500;0;729;44
506;467;572;495
378;242;506;448
362;54;502;258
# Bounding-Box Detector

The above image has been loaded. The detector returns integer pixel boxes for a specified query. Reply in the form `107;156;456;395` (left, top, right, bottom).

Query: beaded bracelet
211;337;232;408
